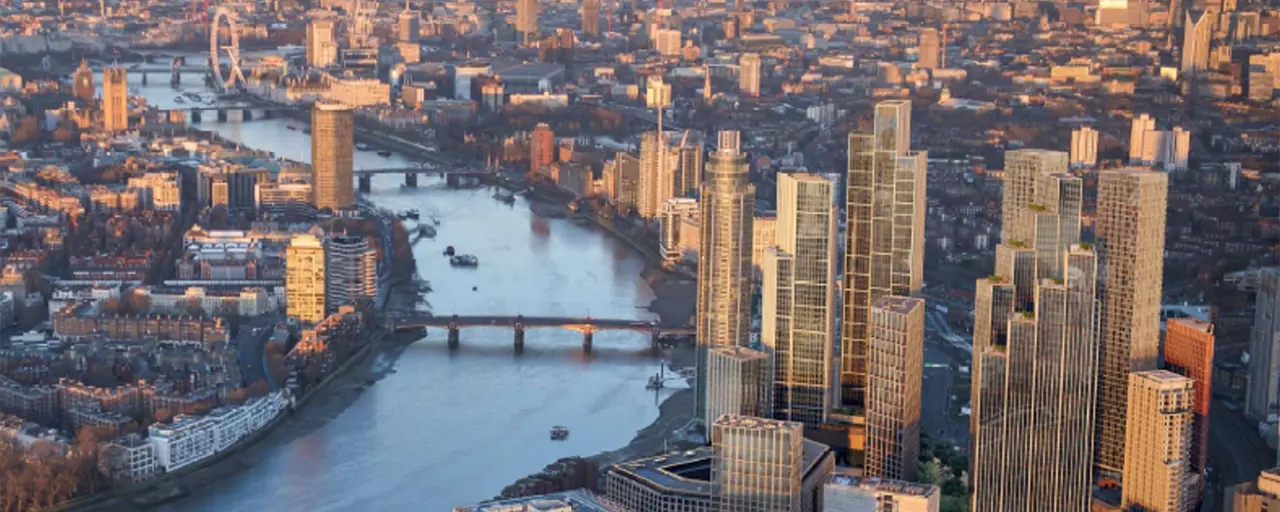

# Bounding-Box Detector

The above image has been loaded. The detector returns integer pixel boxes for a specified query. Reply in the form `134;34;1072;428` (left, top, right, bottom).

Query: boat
450;254;479;267
416;225;436;239
646;375;663;390
494;192;515;204
406;209;420;220
356;143;373;151
287;125;298;131
174;96;187;104
550;426;569;440
377;150;393;157
472;286;478;291
443;246;455;256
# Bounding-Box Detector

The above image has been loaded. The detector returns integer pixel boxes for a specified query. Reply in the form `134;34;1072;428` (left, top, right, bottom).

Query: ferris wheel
209;7;245;91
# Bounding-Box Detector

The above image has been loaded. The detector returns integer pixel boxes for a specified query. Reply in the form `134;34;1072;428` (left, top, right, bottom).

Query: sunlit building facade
865;296;923;481
286;234;326;324
311;102;355;211
1122;370;1194;512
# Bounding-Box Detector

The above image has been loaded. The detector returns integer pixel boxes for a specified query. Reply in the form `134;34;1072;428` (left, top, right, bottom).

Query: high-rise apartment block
695;131;755;425
1247;268;1280;422
646;75;672;110
762;173;838;428
711;415;805;511
1094;169;1168;474
705;346;771;426
823;475;940;512
972;147;1097;511
103;67;128;132
306;18;338;68
286;234;326;324
530;123;555;175
581;0;600;35
865;296;923;481
1129;115;1190;170
971;246;1100;512
1121;370;1194;512
311;102;355;211
840;100;926;408
739;53;762;97
638;131;677;219
917;28;940;70
1164;318;1214;476
1129;113;1157;163
325;235;378;312
1070;126;1098;168
516;0;538;44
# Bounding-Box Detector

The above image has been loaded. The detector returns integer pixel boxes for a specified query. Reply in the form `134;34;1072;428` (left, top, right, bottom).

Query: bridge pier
650;327;661;354
142;72;148;86
582;327;594;354
171;71;181;86
191;110;203;123
404;173;418;188
217;109;228;122
358;175;372;193
514;324;525;353
244;109;255;122
445;173;460;188
447;323;460;350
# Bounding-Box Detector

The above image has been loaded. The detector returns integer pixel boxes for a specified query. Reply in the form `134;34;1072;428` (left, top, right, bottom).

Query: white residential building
1070;126;1099;168
128;172;182;212
149;391;288;472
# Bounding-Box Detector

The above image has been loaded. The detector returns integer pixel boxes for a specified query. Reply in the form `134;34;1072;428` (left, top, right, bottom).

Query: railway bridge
393;313;695;353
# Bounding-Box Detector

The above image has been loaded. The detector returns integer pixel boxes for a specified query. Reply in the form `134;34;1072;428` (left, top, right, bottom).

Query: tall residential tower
762;173;839;428
840;100;926;409
311;102;355;211
695;131;756;426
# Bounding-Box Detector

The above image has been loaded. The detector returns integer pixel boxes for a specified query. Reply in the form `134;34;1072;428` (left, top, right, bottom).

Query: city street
234;314;284;390
1208;400;1273;511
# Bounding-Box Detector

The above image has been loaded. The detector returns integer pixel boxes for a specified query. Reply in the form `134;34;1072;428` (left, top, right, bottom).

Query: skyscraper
581;0;600;36
675;132;704;198
1070;126;1098;168
840;100;926;408
1122;370;1194;512
516;0;538;44
73;59;94;103
1181;10;1214;75
1164;318;1215;477
530;123;555;175
1247;268;1280;422
705;346;772;426
711;415;805;512
917;28;940;70
103;67;128;132
638;131;678;219
1094;169;1168;474
865;296;923;481
306;18;338;68
311;102;355;211
739;53;762;98
970;246;1100;512
695;131;756;426
762;173;838;428
325;235;378;312
286;234;326;324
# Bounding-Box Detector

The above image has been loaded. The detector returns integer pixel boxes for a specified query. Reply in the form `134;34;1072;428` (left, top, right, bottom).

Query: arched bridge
355;167;490;191
393;313;695;353
160;105;300;124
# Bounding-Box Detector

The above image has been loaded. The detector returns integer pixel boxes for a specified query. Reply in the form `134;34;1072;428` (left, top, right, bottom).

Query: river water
116;74;674;511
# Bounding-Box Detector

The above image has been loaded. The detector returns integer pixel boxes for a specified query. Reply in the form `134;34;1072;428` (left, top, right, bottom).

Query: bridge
393;313;695;353
354;166;490;190
159;105;298;124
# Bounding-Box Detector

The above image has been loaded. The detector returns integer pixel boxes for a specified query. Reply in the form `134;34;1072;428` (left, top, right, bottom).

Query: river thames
117;75;677;511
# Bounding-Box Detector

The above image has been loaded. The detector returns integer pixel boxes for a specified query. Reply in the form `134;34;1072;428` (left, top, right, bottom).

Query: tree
227;388;248;406
11;115;40;146
246;379;271;398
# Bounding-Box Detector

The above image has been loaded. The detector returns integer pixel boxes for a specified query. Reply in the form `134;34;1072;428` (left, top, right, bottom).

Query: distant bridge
159;105;299;123
393;313;695;352
354;166;490;190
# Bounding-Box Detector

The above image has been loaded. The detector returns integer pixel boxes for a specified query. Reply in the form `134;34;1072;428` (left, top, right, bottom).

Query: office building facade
516;0;538;44
823;475;940;512
306;18;338;68
1122;370;1194;512
840;100;926;409
739;53;762;97
917;28;940;70
581;0;600;35
311;102;355;211
705;346;771;426
695;131;755;425
711;415;805;511
865;296;923;481
1070;126;1098;168
638;131;678;219
762;173;838;428
324;235;377;312
1094;169;1168;474
530;123;555;175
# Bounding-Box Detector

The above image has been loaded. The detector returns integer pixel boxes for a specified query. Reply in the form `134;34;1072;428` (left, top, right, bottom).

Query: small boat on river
550;426;569;440
450;254;479;267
